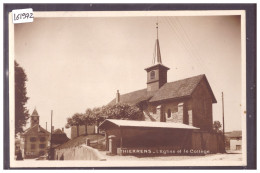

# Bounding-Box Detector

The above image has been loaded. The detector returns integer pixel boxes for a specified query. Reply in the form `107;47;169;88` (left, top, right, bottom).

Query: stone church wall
144;80;214;131
191;80;213;131
146;99;193;126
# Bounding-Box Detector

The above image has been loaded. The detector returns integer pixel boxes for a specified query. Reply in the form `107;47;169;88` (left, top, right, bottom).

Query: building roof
144;63;170;71
109;74;217;105
99;119;199;130
149;74;217;103
31;108;39;116
53;129;66;135
23;124;50;136
52;129;70;145
225;131;242;138
108;88;156;105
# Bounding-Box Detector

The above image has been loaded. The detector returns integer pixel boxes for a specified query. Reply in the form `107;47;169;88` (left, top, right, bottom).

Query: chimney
116;90;120;103
62;128;64;132
51;126;54;133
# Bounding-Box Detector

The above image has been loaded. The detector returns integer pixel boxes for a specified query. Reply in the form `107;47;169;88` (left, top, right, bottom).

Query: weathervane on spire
156;22;159;39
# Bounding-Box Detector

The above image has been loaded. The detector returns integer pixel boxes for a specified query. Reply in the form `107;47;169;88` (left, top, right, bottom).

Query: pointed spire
31;108;39;116
152;22;162;65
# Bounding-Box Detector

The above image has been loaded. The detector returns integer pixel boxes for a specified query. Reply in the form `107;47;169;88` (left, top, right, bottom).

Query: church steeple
153;22;162;65
145;22;170;92
30;108;39;127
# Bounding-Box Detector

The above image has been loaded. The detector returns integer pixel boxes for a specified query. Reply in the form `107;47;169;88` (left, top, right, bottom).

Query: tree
213;121;223;133
93;107;105;120
84;109;95;135
91;107;105;134
100;103;144;120
65;103;144;136
65;117;73;129
15;61;29;135
65;113;84;137
65;112;95;137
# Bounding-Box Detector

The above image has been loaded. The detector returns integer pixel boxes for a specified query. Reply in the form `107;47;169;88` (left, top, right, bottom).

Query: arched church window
150;71;155;79
167;109;171;118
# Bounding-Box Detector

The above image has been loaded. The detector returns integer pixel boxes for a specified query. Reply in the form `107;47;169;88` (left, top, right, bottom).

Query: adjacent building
21;109;50;158
225;131;242;151
52;128;70;147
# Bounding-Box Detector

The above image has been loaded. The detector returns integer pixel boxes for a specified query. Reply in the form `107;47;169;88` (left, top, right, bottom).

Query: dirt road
100;151;242;161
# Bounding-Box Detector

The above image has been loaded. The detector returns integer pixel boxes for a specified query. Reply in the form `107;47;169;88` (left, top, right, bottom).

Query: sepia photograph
7;9;249;168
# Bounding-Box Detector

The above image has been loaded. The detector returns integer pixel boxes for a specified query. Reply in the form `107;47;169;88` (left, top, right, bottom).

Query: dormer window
150;71;155;79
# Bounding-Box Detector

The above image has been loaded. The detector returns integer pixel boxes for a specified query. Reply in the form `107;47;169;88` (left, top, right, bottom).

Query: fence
192;131;225;154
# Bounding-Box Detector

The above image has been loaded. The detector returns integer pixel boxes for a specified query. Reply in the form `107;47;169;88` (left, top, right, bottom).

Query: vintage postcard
8;9;247;168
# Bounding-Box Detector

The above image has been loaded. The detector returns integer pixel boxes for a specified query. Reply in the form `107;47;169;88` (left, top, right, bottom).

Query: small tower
145;22;170;92
30;108;39;127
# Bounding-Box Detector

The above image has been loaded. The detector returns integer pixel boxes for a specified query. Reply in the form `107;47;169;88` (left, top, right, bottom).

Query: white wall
230;139;242;150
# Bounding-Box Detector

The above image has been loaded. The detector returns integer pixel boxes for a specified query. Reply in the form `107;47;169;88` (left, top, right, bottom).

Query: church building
99;23;224;155
108;23;216;131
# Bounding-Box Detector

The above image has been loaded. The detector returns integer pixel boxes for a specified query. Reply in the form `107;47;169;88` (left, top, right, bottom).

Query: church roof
108;89;156;105
31;108;39;116
149;74;217;103
109;74;217;105
144;63;170;71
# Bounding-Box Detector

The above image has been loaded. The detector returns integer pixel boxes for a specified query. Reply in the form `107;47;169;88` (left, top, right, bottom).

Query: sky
14;15;242;137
